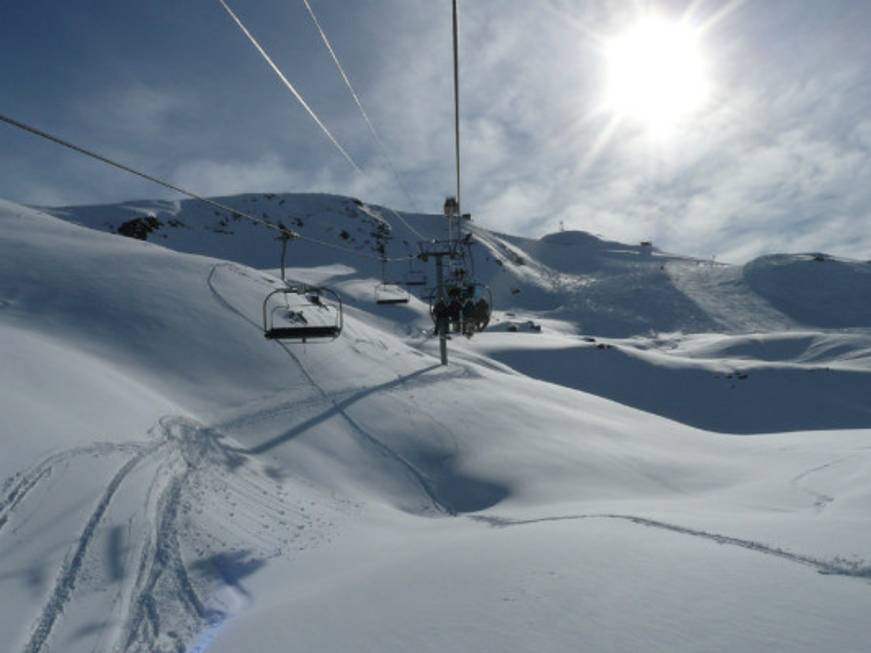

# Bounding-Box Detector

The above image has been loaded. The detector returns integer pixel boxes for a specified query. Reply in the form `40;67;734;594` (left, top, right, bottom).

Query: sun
604;16;710;135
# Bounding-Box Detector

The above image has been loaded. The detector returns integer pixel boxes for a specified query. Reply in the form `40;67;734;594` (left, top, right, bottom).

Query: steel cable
0;112;418;263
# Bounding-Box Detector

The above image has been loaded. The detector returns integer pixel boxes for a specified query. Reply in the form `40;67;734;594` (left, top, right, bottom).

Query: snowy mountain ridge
42;190;871;336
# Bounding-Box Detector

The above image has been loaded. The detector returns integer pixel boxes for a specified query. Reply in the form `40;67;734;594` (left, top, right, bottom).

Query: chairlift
375;282;410;305
373;255;411;304
261;230;343;342
263;285;343;342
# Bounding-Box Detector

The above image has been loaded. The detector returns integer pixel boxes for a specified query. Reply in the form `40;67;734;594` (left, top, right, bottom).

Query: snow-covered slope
3;196;871;653
462;330;871;433
744;254;871;328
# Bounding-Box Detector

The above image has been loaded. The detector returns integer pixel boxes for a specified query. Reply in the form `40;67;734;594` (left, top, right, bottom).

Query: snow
2;193;870;652
744;254;871;328
462;331;871;433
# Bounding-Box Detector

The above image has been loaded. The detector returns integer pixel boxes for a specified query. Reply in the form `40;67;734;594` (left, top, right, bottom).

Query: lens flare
604;17;710;135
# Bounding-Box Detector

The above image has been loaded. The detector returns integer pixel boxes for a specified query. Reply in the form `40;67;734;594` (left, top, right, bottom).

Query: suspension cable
216;0;363;175
300;0;427;242
0;112;294;236
452;0;462;215
219;0;426;245
0;112;417;263
301;0;417;210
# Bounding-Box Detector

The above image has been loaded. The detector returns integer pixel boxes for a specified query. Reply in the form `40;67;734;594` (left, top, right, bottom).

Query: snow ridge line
0;442;144;534
471;513;871;580
22;441;165;653
207;263;452;516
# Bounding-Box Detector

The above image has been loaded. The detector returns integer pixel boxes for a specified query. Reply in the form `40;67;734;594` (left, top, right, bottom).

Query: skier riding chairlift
447;287;463;333
461;298;477;337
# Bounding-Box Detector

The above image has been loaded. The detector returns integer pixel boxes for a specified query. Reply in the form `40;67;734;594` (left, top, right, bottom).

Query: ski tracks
2;415;314;653
277;338;453;516
0;442;143;535
666;261;796;333
119;416;247;653
471;513;871;581
22;443;162;653
120;475;206;653
791;458;844;512
789;447;871;513
116;415;304;652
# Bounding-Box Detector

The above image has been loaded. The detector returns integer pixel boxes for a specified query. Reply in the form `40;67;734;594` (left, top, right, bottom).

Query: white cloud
172;155;309;197
77;84;184;138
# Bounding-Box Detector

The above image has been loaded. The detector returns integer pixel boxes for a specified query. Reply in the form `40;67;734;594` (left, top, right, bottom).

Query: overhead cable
451;0;462;214
0;112;417;263
216;0;363;175
301;0;420;213
300;0;427;242
0;112;296;236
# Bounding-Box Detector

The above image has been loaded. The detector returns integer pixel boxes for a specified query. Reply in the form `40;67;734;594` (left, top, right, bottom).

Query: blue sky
2;0;870;262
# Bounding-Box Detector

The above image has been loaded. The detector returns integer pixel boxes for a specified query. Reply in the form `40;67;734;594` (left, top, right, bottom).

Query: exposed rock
117;216;161;241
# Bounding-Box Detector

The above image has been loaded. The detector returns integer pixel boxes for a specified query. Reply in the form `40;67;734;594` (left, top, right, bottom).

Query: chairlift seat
262;285;343;343
375;282;410;306
265;325;341;340
404;271;427;287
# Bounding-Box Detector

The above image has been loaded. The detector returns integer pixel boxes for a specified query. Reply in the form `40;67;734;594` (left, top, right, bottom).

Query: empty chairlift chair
263;285;343;342
375;282;410;305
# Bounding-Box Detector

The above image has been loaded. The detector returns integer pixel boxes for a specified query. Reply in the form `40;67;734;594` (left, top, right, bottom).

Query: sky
1;0;870;263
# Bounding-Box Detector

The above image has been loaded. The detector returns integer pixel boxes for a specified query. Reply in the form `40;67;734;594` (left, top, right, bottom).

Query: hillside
2;195;871;652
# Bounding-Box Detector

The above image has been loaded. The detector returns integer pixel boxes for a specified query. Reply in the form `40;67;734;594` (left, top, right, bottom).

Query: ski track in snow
789;455;856;512
666;261;797;333
1;414;319;653
21;442;164;653
119;417;213;653
471;513;871;581
121;476;205;653
788;447;871;513
206;263;263;331
0;442;144;534
280;337;453;516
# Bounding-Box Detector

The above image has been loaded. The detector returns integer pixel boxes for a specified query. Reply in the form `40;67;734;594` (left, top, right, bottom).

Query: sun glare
604;17;710;136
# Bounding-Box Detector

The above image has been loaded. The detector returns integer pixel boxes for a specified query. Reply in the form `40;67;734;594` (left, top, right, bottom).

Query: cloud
172;155;311;197
418;2;871;264
76;84;184;140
